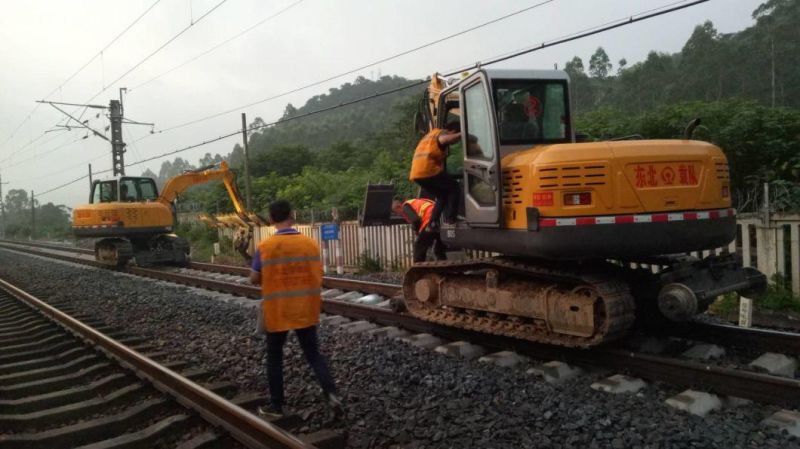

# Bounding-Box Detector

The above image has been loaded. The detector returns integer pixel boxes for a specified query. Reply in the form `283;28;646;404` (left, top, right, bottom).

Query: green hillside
161;0;800;221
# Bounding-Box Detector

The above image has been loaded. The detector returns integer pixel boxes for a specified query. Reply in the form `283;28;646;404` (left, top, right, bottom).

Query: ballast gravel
0;249;797;449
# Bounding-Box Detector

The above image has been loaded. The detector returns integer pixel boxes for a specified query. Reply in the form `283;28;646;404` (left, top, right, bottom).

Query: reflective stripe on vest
402;198;434;232
409;129;444;180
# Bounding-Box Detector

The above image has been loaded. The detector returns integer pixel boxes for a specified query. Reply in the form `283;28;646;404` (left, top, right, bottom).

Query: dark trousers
413;230;447;263
266;325;335;409
415;171;459;224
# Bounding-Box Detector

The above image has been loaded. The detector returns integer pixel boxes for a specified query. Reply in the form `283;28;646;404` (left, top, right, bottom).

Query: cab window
493;79;570;144
91;181;118;203
137;178;158;201
463;81;496;160
118;177;159;202
119;179;137;202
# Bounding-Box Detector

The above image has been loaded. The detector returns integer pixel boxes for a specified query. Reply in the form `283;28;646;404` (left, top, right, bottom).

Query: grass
357;251;383;273
758;274;800;313
709;274;800;316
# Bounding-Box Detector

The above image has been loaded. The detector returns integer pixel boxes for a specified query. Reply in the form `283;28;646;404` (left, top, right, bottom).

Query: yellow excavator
73;161;265;267
367;69;766;347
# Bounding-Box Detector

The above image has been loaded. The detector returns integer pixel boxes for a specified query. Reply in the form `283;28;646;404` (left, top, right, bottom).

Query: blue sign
321;223;339;241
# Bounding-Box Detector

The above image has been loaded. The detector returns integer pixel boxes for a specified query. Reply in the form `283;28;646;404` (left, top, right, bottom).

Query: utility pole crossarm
38;101;111;143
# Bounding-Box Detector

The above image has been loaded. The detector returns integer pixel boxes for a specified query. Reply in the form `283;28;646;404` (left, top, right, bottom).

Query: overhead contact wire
155;0;557;133
34;0;709;198
82;0;231;106
0;0;162;150
130;0;306;92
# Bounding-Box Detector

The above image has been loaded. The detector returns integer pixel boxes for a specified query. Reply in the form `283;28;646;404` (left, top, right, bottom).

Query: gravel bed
0;248;798;448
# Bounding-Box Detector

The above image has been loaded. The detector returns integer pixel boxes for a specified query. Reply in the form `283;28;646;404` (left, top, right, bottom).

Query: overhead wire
16;0;231;168
130;0;306;92
33;0;710;198
81;0;231;106
150;0;558;134
3;135;85;171
0;0;162;150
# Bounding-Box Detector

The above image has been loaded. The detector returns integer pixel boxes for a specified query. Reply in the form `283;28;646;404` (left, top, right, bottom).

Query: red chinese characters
632;164;699;187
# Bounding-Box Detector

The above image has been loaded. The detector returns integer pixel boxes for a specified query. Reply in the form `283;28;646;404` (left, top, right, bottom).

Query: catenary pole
0;172;7;239
30;190;35;240
241;113;252;210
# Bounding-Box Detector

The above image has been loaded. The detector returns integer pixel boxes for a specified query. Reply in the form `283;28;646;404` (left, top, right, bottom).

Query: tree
564;56;595;113
564;56;585;76
4;189;29;217
617;58;627;74
281;103;298;120
250;144;313;177
588;47;612;79
198;152;224;167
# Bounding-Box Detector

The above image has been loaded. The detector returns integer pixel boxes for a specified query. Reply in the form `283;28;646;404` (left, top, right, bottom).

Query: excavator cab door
458;71;501;227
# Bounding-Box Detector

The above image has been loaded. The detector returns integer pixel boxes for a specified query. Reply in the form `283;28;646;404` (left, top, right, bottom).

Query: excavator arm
159;161;266;227
158;161;240;206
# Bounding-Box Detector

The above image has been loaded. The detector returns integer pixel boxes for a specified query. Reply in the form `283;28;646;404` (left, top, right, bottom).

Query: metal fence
252;222;415;270
244;213;800;292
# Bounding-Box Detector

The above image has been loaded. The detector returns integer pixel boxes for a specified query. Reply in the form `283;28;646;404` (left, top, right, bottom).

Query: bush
357;251;383;273
757;274;800;313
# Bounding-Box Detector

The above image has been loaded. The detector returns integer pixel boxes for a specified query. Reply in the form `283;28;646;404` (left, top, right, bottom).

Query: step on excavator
364;69;766;347
73;161;265;267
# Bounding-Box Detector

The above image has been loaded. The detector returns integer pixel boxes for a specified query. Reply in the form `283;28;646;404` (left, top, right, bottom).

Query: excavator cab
433;70;574;228
89;177;159;204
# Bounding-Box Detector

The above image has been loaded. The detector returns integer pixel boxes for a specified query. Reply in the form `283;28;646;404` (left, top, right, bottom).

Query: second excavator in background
72;161;266;267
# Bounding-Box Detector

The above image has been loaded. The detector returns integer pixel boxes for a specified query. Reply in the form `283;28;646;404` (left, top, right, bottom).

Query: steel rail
2;240;800;406
321;300;800;407
0;240;401;298
0;277;316;449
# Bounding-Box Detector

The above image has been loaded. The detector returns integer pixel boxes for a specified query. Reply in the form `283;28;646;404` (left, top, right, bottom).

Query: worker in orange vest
409;121;461;228
249;200;343;419
392;196;447;263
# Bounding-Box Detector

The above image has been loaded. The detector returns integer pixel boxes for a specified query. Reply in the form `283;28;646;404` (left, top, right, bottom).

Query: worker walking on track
392;196;447;263
409;122;461;227
249;199;343;419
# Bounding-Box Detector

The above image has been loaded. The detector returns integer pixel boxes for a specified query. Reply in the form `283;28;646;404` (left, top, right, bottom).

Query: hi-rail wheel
94;238;133;268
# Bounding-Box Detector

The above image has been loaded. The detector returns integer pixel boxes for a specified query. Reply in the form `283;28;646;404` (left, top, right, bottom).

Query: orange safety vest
409;128;445;181
400;198;434;232
258;233;323;333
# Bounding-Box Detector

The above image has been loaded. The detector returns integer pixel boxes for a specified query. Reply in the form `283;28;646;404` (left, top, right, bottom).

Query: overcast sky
0;0;766;207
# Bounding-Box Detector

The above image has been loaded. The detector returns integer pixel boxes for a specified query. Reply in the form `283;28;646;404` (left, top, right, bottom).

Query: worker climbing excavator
73;161;266;267
366;69;766;347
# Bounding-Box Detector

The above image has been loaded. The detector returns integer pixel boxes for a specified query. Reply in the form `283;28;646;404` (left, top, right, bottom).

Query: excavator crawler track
402;258;637;347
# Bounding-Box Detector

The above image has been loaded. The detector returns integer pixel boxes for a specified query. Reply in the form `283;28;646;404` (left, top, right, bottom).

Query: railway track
0;275;344;449
1;239;799;409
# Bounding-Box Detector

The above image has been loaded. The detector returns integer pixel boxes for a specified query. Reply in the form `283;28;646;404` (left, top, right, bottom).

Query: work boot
257;404;284;420
323;392;345;418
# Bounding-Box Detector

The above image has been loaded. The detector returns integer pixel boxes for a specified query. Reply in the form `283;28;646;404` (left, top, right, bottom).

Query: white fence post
741;223;751;268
